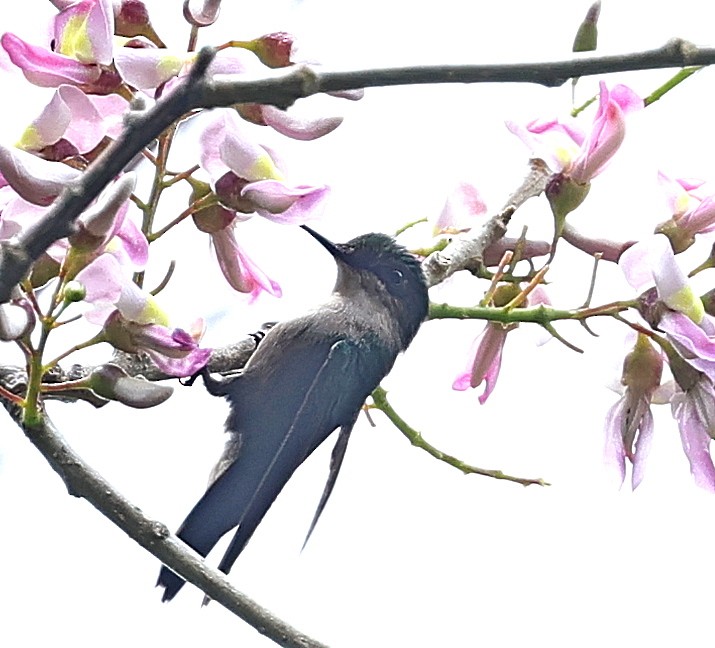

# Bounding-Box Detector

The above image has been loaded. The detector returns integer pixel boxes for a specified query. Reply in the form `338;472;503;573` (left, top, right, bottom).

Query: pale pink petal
0;144;81;206
57;84;109;152
145;346;211;377
631;408;654;489
114;47;188;89
75;253;123;303
608;83;644;115
603;398;627;487
618;234;670;292
91;94;130;139
570;82;626;183
242;180;329;223
261;105;343;141
115;215;148;268
673;387;715;492
18;88;72;150
210;227;281;299
433;182;488;234
54;0;114;65
1;32;101;87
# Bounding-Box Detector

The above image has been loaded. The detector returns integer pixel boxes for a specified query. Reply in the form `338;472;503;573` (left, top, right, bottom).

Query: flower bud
62;280;86;303
572;1;601;53
621;334;663;394
88;363;174;408
250;32;295;68
546;174;591;236
0;299;34;341
69;173;136;252
114;0;150;36
655;217;695;254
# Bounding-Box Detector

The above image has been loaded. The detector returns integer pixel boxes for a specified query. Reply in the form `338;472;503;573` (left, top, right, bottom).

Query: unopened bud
29;253;61;288
0;300;34;340
621;334;663;394
251;32;295;68
69;173;136;252
62;280;86;303
491;283;521;307
572;1;601;53
546;174;591;236
89;364;174;408
655;217;695;254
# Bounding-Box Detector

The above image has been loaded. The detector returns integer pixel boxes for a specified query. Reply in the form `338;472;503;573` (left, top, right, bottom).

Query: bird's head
302;225;428;348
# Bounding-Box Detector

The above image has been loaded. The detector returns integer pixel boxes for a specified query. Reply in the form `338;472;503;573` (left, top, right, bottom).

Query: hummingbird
157;225;428;601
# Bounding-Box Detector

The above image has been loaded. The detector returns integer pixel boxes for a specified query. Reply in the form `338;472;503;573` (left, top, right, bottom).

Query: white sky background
2;0;715;646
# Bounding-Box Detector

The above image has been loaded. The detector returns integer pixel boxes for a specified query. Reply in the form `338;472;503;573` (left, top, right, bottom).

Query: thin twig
370;386;549;487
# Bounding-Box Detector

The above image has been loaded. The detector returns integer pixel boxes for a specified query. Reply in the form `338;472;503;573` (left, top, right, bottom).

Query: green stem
643;66;702;107
148;193;218;242
428;299;636;324
370;386;549;487
43;333;105;372
394;217;427;236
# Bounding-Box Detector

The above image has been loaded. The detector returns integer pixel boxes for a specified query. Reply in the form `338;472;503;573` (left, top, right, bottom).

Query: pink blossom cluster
453;78;715;492
0;0;352;381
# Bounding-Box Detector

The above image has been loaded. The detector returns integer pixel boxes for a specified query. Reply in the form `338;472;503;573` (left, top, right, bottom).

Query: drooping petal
0;143;81;205
242;180;329;223
452;323;511;404
260;105;343;141
210;226;281;299
113;214;148;268
672;382;715;491
145;345;211;377
114;47;190;89
603;397;627;487
1;32;101;87
660;311;715;379
631;406;654;489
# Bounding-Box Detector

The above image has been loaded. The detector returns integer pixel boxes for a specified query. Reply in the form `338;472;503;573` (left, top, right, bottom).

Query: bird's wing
158;335;390;600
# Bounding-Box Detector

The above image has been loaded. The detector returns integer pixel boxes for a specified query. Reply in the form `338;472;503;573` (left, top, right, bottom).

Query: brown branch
11;406;327;648
0;39;712;301
422;159;552;287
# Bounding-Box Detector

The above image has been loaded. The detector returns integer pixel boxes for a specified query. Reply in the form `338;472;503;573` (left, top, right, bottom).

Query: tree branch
0;39;712;301
11;405;327;648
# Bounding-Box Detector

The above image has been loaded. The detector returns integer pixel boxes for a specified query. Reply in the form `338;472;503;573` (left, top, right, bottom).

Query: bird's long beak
301;225;346;261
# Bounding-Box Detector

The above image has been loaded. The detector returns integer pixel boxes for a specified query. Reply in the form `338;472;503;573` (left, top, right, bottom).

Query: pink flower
620;233;705;324
210;225;282;300
453;322;515;404
16;85;128;156
199;109;329;224
671;375;715;492
0;143;82;206
102;310;211;377
432;182;487;235
1;0;120;92
603;334;663;489
507;82;642;183
453;286;549;404
656;172;715;251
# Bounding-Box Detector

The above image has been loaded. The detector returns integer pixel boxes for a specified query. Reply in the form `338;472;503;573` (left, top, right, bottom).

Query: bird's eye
390;269;404;285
